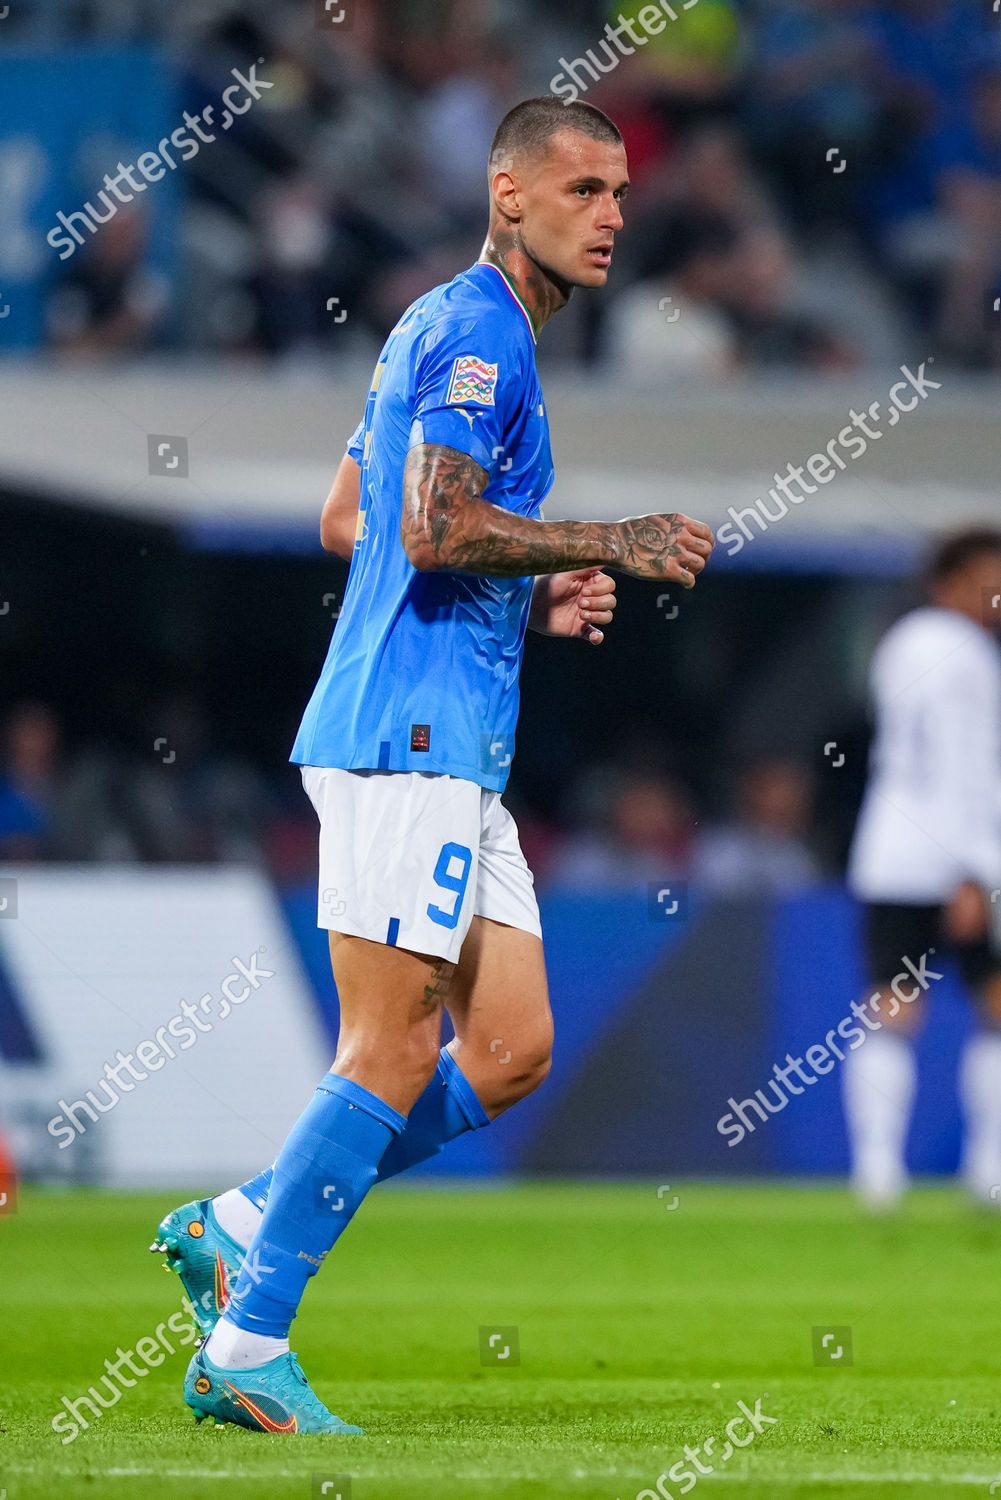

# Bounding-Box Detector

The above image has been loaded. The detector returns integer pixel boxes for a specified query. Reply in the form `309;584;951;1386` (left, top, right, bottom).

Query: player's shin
205;1073;405;1366
209;1048;489;1249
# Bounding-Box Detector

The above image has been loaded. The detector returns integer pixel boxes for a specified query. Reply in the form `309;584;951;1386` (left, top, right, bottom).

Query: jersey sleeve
407;314;519;484
346;420;365;464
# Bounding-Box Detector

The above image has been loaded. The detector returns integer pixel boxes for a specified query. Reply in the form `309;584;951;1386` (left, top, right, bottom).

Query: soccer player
152;97;715;1434
845;528;1001;1211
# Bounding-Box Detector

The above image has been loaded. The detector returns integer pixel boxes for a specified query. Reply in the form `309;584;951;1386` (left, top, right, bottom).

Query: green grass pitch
3;1182;1001;1499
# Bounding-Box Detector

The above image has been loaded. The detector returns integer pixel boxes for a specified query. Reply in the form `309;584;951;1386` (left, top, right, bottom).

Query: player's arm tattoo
402;444;710;582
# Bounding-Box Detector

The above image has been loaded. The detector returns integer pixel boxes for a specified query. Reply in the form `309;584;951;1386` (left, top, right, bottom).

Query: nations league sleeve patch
446;355;499;407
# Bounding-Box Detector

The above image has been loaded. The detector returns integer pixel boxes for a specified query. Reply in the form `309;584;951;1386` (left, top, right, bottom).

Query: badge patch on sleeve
447;355;499;408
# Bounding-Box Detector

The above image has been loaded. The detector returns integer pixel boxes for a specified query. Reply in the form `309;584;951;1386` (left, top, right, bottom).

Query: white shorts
300;766;542;963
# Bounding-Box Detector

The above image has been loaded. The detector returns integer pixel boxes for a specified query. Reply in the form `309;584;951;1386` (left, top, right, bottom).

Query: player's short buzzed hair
489;97;623;173
928;526;1001;584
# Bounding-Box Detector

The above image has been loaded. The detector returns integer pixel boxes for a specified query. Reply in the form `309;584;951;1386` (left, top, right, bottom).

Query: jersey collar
476;260;537;344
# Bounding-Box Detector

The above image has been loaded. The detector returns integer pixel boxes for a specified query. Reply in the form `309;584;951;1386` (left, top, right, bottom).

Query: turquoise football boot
184;1344;363;1434
150;1198;245;1336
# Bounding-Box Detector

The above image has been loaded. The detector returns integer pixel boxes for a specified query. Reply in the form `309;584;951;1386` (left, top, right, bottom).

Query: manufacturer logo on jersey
447;355;498;408
410;724;431;752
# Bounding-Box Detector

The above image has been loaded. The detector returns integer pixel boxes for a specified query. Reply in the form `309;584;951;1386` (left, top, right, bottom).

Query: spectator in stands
127;695;272;864
744;0;878;234
547;768;697;888
46;206;169;359
608;0;744;121
608;126;850;374
0;704;62;860
695;757;823;896
415;30;521;234
861;0;989;339
932;63;1001;367
605;208;740;376
252;176;336;358
724;219;854;368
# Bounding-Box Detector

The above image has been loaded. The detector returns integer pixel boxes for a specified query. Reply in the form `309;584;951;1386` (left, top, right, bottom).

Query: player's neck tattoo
480;225;572;335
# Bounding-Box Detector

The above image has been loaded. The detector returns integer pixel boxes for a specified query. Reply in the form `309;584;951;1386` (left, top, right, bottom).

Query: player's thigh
448;790;551;1065
327;931;452;1110
327;930;453;1041
301;766;480;1104
446;916;553;1107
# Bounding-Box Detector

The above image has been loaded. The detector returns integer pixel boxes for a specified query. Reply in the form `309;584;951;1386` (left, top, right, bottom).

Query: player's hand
530;567;617;644
612;513;715;586
944;880;991;944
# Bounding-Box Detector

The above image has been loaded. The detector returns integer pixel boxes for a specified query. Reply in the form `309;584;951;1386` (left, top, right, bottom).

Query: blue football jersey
290;261;555;791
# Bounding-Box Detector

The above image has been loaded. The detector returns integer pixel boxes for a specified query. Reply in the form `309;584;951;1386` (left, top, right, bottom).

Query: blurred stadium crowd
19;0;1001;373
0;700;826;896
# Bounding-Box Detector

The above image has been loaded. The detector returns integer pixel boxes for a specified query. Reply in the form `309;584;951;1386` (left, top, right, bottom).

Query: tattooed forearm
401;444;712;583
402;443;616;577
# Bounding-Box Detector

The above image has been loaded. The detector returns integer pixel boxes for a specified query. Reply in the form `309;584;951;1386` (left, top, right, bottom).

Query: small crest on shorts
410;723;431;752
447;355;498;407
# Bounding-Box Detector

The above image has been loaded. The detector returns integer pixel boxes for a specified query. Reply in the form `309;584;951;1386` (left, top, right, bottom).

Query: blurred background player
845;527;1001;1211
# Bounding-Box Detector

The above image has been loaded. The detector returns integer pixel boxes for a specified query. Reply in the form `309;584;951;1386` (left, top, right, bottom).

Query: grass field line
5;1466;999;1486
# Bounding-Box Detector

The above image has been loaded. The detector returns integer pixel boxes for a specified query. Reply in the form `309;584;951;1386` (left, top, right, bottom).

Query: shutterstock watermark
716;361;942;559
621;1394;778;1499
46;61;273;261
46;948;275;1148
717;950;942;1147
551;0;699;104
51;1291;209;1444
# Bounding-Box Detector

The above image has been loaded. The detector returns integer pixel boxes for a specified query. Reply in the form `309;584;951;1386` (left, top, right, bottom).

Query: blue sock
232;1049;489;1214
236;1164;274;1212
376;1047;489;1180
224;1073;405;1339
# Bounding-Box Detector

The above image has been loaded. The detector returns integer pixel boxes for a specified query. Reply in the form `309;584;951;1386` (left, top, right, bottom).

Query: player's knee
483;1037;553;1113
513;1045;552;1102
333;1025;440;1106
375;1029;440;1101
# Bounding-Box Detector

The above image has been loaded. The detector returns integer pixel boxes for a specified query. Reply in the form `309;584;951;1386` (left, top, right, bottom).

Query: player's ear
490;169;523;223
